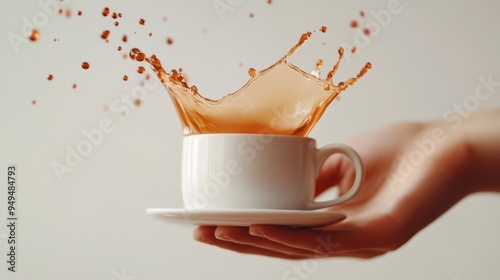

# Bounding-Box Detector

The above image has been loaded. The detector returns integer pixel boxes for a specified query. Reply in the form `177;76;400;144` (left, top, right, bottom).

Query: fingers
194;226;389;259
213;226;318;258
248;225;384;254
193;226;308;260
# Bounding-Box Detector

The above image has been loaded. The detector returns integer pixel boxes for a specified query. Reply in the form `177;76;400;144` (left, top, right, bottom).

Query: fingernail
193;230;206;242
249;228;265;237
215;234;231;241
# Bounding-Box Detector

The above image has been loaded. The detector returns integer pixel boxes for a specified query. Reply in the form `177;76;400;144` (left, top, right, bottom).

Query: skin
193;108;500;260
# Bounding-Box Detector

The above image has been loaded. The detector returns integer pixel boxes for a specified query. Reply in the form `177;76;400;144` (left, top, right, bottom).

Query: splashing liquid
130;32;371;136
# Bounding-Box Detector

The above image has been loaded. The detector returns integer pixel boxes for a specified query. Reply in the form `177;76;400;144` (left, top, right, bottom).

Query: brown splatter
78;11;82;16
81;62;90;69
32;100;37;105
72;83;77;89
363;28;370;36
166;37;173;45
122;35;128;42
249;13;254;18
248;68;256;77
123;75;128;81
47;74;54;80
350;20;358;28
137;66;146;74
29;29;39;41
102;7;110;17
114;22;119;26
112;12;118;19
134;99;141;106
360;10;365;17
351;46;357;53
320;26;327;33
101;30;110;40
117;46;122;51
65;9;72;17
139;18;146;25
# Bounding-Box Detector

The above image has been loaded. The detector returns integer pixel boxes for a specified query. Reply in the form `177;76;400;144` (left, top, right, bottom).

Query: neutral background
1;0;500;279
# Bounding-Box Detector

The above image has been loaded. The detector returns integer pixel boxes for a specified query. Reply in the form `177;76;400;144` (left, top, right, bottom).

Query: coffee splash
130;32;371;136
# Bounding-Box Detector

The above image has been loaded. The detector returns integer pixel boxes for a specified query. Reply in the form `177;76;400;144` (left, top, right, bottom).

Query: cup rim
183;133;314;140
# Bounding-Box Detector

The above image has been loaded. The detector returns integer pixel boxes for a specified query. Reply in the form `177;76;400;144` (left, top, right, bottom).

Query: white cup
182;134;363;210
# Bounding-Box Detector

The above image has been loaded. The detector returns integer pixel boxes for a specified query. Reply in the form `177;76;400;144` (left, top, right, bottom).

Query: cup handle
307;144;364;210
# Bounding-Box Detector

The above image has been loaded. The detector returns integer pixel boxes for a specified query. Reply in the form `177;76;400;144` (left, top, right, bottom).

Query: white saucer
146;208;346;227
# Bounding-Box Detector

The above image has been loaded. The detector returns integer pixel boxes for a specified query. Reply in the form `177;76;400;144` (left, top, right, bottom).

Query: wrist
424;120;476;197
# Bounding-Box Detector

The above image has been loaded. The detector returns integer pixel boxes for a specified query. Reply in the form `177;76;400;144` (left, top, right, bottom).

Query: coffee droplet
47;74;54;80
114;21;119;26
363;28;370;36
320;26;327;33
32;100;37;105
248;68;256;77
117;46;122;51
137;66;145;74
351;46;357;53
112;12;118;19
78;11;82;16
122;35;128;42
81;62;90;69
29;29;39;41
360;10;365;17
139;18;146;25
166;37;173;45
134;99;141;106
350;20;358;28
72;83;77;89
101;30;110;40
136;53;145;61
310;59;323;78
123;75;128;81
102;7;110;16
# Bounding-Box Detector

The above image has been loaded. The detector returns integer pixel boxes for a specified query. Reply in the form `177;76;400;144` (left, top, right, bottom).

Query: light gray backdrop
1;0;499;279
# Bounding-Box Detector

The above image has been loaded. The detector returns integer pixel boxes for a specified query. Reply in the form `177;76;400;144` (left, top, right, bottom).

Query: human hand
192;118;479;259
